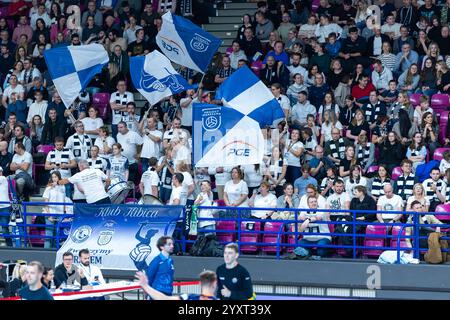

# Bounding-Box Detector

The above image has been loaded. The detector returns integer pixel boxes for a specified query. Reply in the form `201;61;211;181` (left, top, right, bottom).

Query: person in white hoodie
228;40;247;70
26;90;47;127
315;14;342;44
371;59;393;92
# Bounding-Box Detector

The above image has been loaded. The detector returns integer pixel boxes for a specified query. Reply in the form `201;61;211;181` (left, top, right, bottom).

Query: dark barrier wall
1;248;450;299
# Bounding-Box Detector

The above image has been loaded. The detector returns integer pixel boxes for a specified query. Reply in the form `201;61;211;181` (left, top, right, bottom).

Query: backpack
189;234;224;257
424;232;449;264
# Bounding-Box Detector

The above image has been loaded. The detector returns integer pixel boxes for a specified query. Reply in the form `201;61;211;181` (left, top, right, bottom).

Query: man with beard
77;249;105;285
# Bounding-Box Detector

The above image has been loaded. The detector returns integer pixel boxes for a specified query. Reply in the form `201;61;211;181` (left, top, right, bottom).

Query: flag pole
195;72;206;97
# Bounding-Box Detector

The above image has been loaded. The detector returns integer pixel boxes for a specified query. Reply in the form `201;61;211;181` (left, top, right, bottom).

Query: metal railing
0;201;449;263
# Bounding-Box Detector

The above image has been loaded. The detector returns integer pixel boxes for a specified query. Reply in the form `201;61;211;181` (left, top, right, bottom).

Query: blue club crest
140;67;184;93
202;107;221;131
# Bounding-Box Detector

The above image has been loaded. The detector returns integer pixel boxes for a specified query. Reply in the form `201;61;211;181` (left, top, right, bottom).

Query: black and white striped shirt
328;138;346;160
395;173;416;201
371;177;391;198
422;178;447;203
46;148;74;179
66;134;92;161
88;157;107;172
110;91;134;125
356;142;372;168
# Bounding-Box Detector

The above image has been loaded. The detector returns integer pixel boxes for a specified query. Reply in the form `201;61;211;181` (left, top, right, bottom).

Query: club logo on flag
159;36;184;55
190;33;211;53
97;220;116;246
202;107;221;131
140;68;183;93
71;225;92;243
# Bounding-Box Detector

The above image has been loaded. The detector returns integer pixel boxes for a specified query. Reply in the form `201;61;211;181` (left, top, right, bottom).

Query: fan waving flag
193;103;265;168
156;12;222;73
44;44;109;108
215;66;285;128
130;51;195;106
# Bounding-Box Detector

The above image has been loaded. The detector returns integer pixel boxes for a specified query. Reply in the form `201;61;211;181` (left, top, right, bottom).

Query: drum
107;178;131;204
138;194;163;205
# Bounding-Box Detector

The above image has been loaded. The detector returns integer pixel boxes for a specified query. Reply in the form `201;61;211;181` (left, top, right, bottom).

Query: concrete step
224;2;258;10
210;30;238;39
209;16;242;24
203;23;241;31
217;8;257;16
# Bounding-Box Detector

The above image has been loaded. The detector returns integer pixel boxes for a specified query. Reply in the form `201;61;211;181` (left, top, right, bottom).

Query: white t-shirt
12;152;33;176
321;121;343;143
3;84;25;100
241;164;263;188
251;193;277;218
77;264;106;285
326;191;351;214
116;130;143;164
141;169;160;196
141;129;163;159
181;171;195;200
345;177;368;199
224;180;249;207
179;97;198;127
82;117;104;141
109;91;134;125
0;176;10;208
42;185;66;214
169;185;187;205
27;100;48;124
377;194;404;219
196;191;215;228
284;139;304;167
68;168;109;203
94;136;116;159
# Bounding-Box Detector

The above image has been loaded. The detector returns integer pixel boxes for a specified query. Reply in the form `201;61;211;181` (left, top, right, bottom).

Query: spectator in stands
3;112;23;142
315;14;342;44
423;168;447;212
394;43;419;77
317;93;340;126
273;182;299;219
228;41;247;70
264;41;289;65
46;92;66;125
10;142;34;201
107;142;129;182
325;128;352;167
18;261;53;300
326;178;350;215
436;61;450;94
309;144;335;181
393;159;417;203
355;134;375;173
0;166;12;247
239;27;262;61
378;131;405;173
346;109;369;143
110;80;134;139
87;145;108;172
345;164;368;198
26;76;48;103
339;144;358;179
397;63;420;94
248;181;277;219
367;27;390;59
42;171;66;249
223;167;249;208
29;115;43;148
41;267;54;290
294;164;317;197
290;91;314;128
8;125;32;154
27;91;47;127
351;75;376;107
82;0;103;27
139;115;162;173
370;164;391;202
6;93;27;126
417;58;438;96
339;27;368;73
215;55;234;86
406;183;430;212
420;111;440;156
405;132;427;172
371;60;393;93
54;252;89;289
440;152;450;176
350;185;377;221
299;183;327;209
65;121;93;163
381;13;402;41
93;126;115;160
116;121;143;183
308;73;330;111
262;146;286;196
295;196;331;257
127;29;151;57
255;11;274;41
168;172;186;206
40;109;65;146
392;108;418;147
12;15;33;44
376;183;404;223
0;141;13;177
82;15;102;44
2;75;25;111
0;44;15;78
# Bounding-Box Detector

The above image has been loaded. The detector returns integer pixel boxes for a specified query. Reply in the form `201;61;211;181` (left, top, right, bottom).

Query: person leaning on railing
272;182;300;220
248;181;277;219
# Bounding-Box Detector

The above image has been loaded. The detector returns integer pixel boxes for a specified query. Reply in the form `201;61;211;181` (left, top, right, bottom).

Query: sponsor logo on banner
202;107;221;131
97;220;116;246
223;140;256;157
140;68;183;93
71;225;92;243
190;33;211;53
160;36;185;55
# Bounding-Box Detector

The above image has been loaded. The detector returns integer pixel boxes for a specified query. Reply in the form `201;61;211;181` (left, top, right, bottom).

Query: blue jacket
146;253;174;295
7;101;28;124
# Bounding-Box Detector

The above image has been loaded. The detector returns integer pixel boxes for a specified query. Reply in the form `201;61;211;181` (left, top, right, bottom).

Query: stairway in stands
204;1;258;54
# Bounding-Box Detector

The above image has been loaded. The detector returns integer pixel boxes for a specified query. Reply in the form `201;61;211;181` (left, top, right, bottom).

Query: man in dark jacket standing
54;252;88;289
216;243;254;300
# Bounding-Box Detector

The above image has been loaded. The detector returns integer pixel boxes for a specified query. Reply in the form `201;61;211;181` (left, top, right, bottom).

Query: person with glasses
53;252;89;289
65;121;93;163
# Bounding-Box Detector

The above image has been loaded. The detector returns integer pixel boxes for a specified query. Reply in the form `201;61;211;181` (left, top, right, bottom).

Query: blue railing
0;201;449;263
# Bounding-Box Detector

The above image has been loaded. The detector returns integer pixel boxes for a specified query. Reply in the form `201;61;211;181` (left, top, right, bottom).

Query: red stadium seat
92;92;110;106
29;216;45;247
391;167;403;181
363;225;387;258
409;93;422;107
390;226;409;249
124;198;138;204
216;221;236;243
215;199;226;207
262;222;284;254
431;94;449;113
366;165;379;175
438;111;449;145
435;204;450;222
433;148;450;161
240;221;261;254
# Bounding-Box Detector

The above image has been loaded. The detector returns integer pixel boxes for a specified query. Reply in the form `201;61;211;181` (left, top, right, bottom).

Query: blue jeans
0;207;12;247
160;187;172;204
415;88;438;97
44;217;55;249
111;124;118;141
298;238;331;257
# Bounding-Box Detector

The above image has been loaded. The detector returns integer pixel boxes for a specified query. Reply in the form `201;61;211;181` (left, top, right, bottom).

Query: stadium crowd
0;0;449;258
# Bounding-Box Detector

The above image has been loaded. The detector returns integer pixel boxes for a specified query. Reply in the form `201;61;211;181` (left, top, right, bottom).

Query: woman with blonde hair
355;133;375;173
355;0;370;30
436;61;450;94
320;109;343;146
397;64;420;95
406;183;430;212
5;263;27;297
421;42;443;69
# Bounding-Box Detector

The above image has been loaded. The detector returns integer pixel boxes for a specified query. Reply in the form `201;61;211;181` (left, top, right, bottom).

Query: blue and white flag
215;66;285;128
193;103;265;168
44;44;109;108
130;51;194;106
156;12;222;73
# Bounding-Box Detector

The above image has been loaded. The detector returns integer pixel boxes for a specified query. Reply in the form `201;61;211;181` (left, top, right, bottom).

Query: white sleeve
68;173;80;184
151;173;160;186
42;187;50;200
134;132;144;145
25;153;33;164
